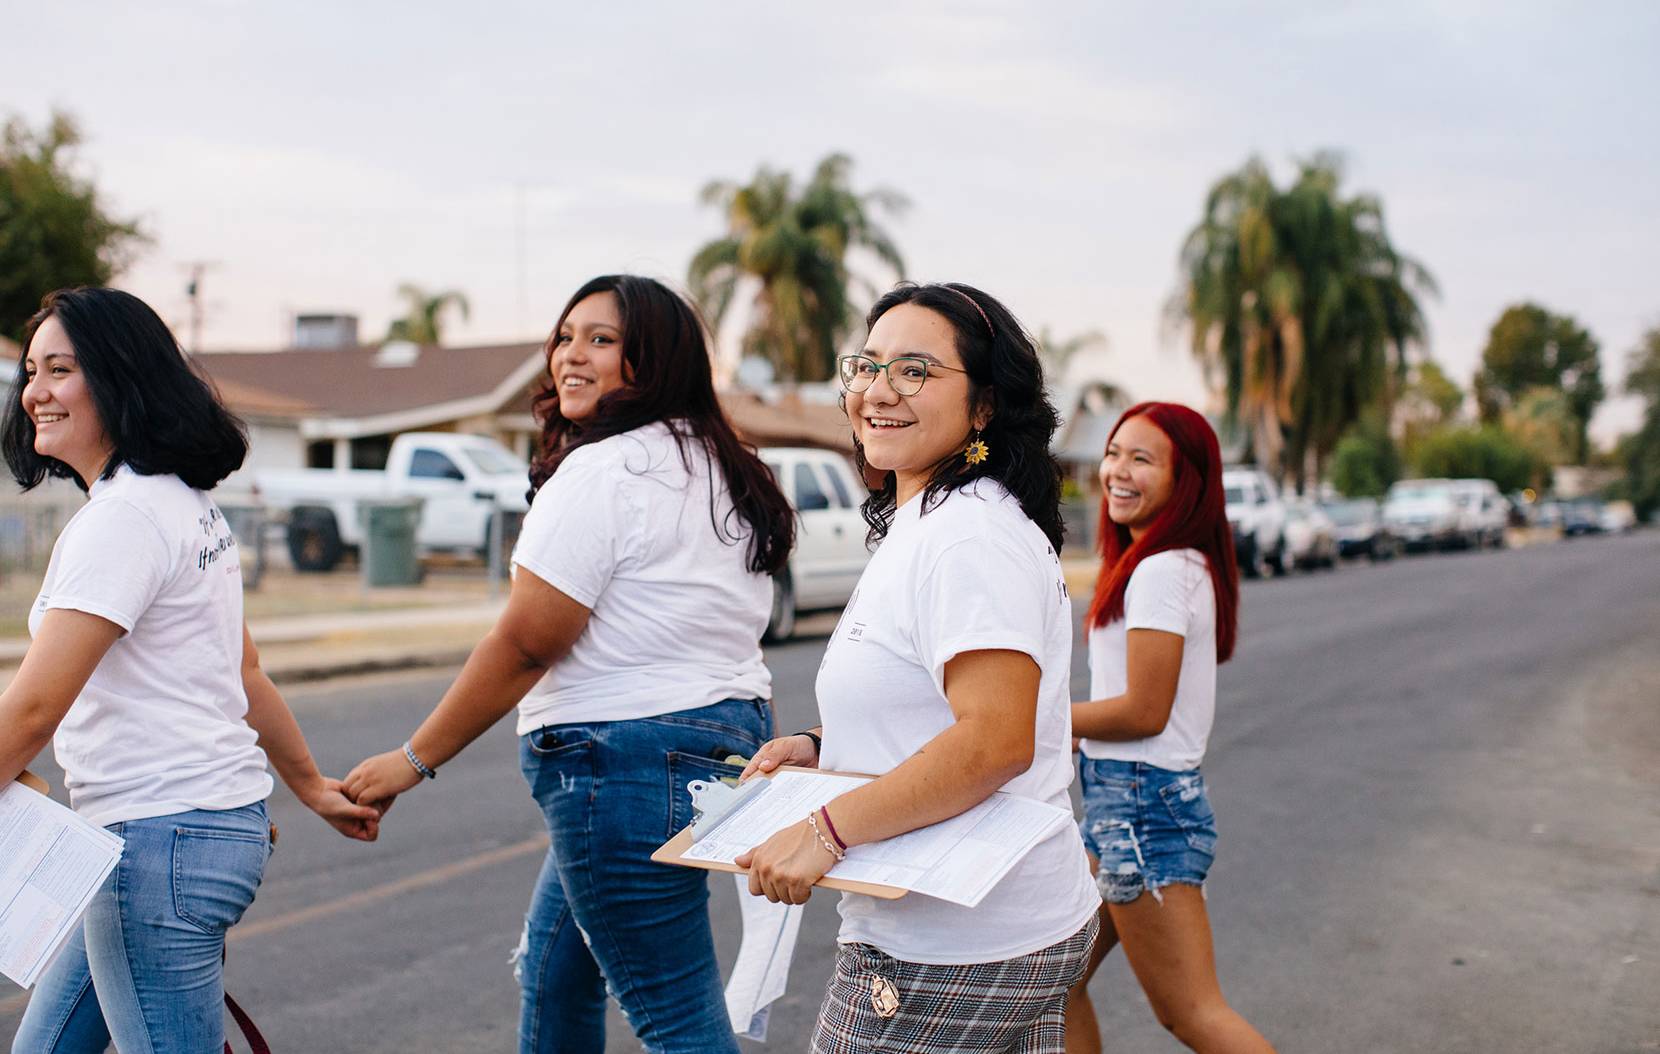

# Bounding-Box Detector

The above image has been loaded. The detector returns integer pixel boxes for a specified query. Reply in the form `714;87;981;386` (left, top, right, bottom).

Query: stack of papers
682;770;1071;908
0;781;124;988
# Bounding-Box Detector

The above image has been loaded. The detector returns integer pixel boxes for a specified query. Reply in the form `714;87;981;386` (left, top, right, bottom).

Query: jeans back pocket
664;752;750;839
172;828;269;934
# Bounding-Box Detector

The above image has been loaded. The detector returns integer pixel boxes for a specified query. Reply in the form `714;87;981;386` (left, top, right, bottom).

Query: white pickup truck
257;432;530;572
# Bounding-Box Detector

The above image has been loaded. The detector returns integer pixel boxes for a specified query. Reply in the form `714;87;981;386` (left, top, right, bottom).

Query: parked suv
1223;467;1287;578
1446;478;1509;549
759;448;871;640
1382;479;1462;551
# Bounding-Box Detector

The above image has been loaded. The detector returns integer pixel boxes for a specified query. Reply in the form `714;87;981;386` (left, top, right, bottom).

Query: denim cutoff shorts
1078;758;1218;904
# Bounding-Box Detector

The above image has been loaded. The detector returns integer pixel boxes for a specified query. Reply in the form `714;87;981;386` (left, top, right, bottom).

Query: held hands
298;776;384;842
739;733;820;782
341;750;423;821
735;819;836;904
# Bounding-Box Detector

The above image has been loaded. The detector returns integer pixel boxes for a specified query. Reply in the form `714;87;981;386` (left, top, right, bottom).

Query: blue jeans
13;801;271;1054
515;697;771;1054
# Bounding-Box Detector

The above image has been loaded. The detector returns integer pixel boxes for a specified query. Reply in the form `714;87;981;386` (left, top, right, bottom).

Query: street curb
264;647;476;686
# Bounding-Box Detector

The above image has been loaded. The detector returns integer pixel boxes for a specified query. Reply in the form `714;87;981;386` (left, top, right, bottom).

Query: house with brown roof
195;341;547;471
191;339;853;478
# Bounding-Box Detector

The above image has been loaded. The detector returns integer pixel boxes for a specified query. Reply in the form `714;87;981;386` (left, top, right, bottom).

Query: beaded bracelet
806;812;846;861
403;741;437;780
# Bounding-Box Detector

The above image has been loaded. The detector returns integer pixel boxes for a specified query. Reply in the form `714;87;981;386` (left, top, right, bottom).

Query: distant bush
1330;420;1401;497
1411;425;1542;493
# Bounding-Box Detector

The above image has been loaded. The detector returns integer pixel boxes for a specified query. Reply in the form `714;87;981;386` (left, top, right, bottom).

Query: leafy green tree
1473;303;1603;463
1503;386;1577;468
690;153;906;382
1399;359;1463;428
386;284;470;345
1412;425;1542;493
1330;417;1401;497
1619;324;1660;519
0;111;146;342
1173;152;1435;490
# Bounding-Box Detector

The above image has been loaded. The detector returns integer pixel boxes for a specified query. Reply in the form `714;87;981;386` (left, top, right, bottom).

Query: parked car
1283;500;1339;570
255;432;531;572
759;448;871;640
1382;479;1463;552
1319;498;1400;561
1446;478;1509;549
1560;499;1606;537
1600;500;1638;533
1224;467;1288;578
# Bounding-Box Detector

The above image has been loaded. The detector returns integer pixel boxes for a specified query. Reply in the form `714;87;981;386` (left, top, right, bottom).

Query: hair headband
942;285;993;337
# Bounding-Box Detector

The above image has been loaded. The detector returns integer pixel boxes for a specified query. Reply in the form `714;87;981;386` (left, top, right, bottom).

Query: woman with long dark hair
739;283;1100;1052
344;275;794;1054
1063;402;1274;1053
2;288;380;1053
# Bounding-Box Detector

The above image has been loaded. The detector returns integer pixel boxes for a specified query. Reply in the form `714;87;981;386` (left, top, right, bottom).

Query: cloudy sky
11;0;1658;439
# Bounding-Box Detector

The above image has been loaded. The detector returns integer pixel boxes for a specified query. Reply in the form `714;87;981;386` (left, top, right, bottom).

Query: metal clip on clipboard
687;776;772;842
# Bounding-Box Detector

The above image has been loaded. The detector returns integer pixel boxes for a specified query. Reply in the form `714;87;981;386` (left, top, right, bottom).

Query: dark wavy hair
3;287;248;492
527;274;793;575
854;282;1065;551
1085;402;1240;662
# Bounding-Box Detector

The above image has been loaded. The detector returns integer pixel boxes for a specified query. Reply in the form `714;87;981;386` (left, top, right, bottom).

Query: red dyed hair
1084;402;1239;662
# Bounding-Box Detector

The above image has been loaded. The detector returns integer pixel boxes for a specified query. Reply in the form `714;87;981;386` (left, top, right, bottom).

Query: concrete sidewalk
0;602;506;686
0;559;1104;687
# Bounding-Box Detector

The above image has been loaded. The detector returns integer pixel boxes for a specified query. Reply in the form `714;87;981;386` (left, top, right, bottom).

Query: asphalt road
5;532;1658;1053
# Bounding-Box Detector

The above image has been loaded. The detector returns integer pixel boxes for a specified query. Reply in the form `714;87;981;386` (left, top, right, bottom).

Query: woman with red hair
1064;403;1275;1054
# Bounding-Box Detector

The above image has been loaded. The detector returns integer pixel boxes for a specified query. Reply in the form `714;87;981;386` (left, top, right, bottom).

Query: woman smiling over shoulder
344;275;793;1054
739;283;1099;1052
3;288;379;1054
1064;403;1274;1054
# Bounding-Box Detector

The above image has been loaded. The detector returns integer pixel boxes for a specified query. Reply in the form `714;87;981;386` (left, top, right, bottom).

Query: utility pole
515;183;527;337
180;261;220;353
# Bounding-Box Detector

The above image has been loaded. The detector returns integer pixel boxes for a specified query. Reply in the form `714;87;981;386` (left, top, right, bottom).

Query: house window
350;434;393;471
306;441;335;469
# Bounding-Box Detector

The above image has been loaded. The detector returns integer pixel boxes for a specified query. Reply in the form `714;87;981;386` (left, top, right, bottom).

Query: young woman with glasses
739;282;1100;1052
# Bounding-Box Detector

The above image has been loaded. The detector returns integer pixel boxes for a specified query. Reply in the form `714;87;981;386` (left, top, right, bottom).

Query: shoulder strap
224;990;271;1054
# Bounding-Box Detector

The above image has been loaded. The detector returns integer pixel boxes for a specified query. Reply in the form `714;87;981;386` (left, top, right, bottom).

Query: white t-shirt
1080;548;1218;770
512;421;773;732
816;480;1099;965
30;467;272;827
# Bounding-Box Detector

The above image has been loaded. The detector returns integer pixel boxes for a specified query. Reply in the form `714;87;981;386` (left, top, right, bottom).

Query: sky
9;0;1659;441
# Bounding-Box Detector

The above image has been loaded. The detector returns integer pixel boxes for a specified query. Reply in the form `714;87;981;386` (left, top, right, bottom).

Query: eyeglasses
837;354;967;397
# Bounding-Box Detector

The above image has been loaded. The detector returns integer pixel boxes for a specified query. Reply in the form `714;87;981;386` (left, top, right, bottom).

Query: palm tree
386;284;470;345
689;153;907;382
1036;326;1109;377
1172;153;1436;490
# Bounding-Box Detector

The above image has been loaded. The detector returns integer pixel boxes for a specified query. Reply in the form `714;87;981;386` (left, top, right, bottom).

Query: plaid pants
809;916;1098;1053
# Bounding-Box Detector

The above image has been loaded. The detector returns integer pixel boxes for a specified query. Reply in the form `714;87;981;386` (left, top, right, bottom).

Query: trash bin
357;498;424;587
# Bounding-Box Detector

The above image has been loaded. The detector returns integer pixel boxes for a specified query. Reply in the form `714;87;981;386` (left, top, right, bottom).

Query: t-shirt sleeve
510;452;632;609
1123;552;1197;637
44;499;173;632
913;537;1050;699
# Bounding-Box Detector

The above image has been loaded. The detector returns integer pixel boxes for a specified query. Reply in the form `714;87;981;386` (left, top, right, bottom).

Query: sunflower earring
964;431;990;466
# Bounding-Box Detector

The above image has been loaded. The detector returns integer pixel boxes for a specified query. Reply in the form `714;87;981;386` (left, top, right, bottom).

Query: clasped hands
294;750;422;843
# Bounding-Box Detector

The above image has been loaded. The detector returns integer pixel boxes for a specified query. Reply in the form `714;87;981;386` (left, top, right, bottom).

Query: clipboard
652;766;907;900
16;770;48;795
